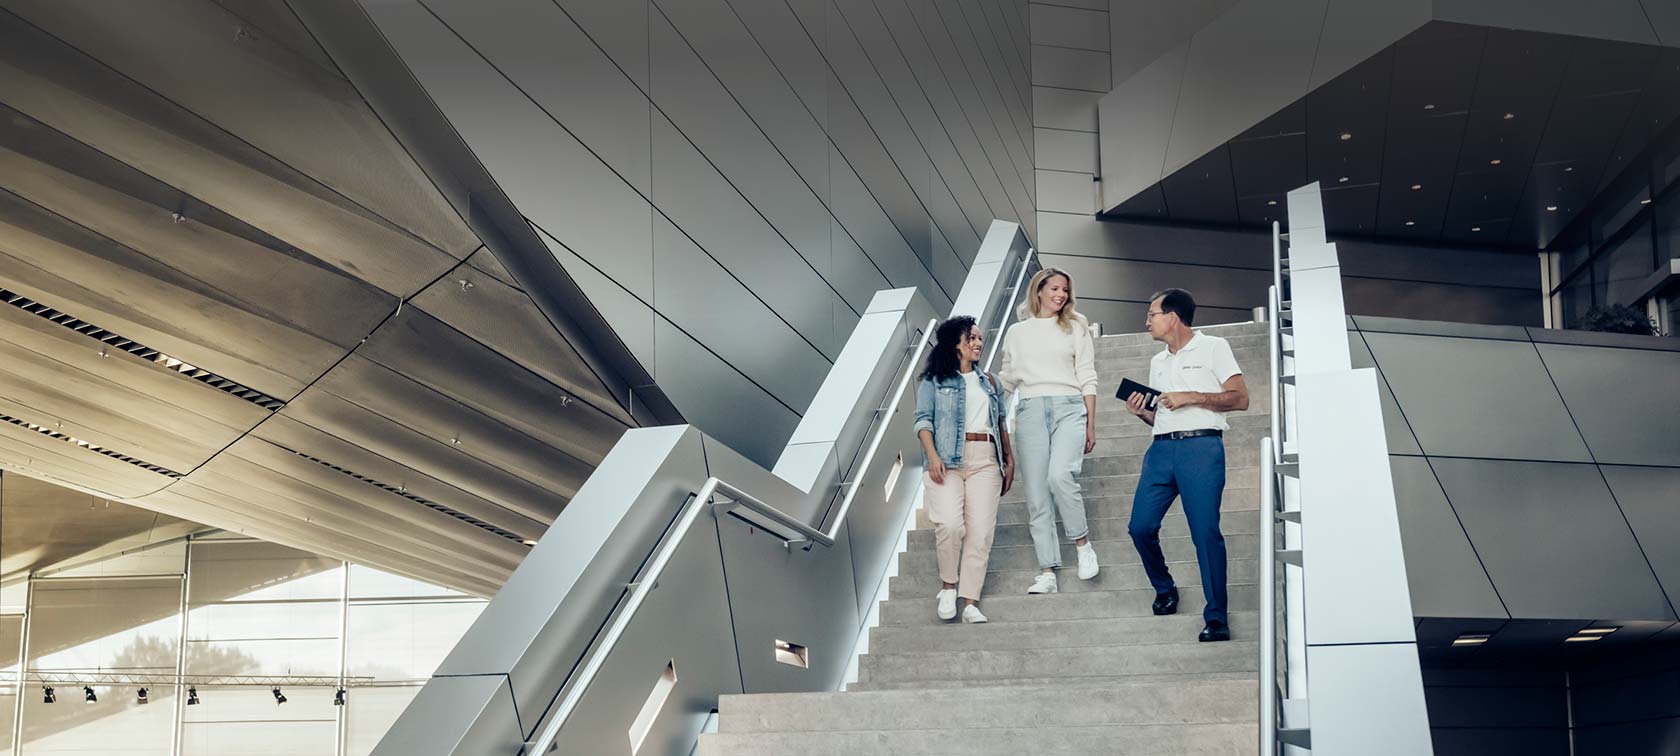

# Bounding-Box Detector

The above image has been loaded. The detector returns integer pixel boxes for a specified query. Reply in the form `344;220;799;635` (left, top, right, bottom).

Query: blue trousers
1128;435;1227;624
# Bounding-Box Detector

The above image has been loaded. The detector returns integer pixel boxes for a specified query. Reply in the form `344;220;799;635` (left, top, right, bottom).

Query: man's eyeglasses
1145;310;1167;321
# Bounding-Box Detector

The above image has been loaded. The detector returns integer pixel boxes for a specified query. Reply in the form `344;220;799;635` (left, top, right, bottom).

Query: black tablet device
1116;378;1160;411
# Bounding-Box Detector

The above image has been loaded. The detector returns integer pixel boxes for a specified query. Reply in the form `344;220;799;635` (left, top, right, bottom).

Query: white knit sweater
998;316;1098;398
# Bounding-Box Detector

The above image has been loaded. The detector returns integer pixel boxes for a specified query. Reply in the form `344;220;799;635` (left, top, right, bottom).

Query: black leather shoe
1152;587;1179;616
1199;620;1231;642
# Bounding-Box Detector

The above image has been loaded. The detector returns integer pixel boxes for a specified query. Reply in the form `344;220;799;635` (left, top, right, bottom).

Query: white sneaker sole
1026;582;1058;595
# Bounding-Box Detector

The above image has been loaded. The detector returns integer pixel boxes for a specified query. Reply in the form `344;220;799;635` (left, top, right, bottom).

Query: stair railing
369;222;1036;756
1257;183;1435;755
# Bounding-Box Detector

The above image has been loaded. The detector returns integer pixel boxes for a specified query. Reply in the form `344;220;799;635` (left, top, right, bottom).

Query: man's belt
1155;429;1223;441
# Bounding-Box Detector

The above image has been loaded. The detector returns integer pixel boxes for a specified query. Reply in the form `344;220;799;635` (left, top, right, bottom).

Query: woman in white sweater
998;267;1099;594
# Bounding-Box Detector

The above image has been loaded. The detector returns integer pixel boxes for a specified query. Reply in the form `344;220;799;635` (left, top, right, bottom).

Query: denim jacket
914;371;1006;468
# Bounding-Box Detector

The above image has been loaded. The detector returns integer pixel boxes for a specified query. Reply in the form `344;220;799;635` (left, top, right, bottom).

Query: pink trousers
924;441;1002;601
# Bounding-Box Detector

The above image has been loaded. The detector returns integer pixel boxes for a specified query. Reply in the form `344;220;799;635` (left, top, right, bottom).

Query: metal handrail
983;247;1036;376
1268;285;1282;464
525;313;940;755
1258;438;1277;755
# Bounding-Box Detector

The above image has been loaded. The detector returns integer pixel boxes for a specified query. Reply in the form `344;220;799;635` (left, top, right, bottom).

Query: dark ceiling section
0;0;638;596
1113;21;1680;252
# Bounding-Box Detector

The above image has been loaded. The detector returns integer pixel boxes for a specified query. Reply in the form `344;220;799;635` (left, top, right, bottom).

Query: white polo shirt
1149;332;1243;435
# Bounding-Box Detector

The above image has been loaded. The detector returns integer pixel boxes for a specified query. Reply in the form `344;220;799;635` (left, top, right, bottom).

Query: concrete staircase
698;322;1270;756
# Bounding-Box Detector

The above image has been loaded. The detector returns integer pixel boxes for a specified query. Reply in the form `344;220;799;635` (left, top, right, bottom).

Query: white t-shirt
961;371;992;434
998;316;1098;398
1149;332;1243;435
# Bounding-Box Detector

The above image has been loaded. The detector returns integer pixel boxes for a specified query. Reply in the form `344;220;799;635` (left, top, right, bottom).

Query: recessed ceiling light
1565;167;1574;172
1452;633;1491;646
1546;206;1558;212
1565;635;1602;643
522;539;538;546
1267;200;1278;206
1578;627;1618;635
1405;220;1415;226
1471;227;1482;232
1424;104;1436;110
1641;198;1652;205
1411;184;1422;190
1490;159;1502;166
1503;112;1515;120
1338;176;1349;183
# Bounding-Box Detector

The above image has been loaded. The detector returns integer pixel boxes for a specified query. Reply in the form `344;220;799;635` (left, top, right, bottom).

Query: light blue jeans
1014;395;1090;569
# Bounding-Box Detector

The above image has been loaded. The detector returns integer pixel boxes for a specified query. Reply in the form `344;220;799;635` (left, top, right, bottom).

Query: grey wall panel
428;0;652;194
1575;719;1680;756
960;2;1035;148
942;0;1035;180
653;317;801;468
1362;333;1592;462
934;0;1036;207
829;220;894;311
1601;466;1680;609
648;8;834;282
1430;457;1675;621
1109;0;1239;85
1571;663;1680;726
1164;0;1328;174
879;0;1020;227
1034;128;1099;174
1031;44;1111;93
652;215;831;412
533;226;657;375
1097;41;1187;209
1348;332;1423;455
1038;251;1271;311
1388;457;1505;617
1033;86;1101;132
981;1;1035;108
368;2;657;300
837;0;987;249
1425;684;1566;728
1538;343;1680;467
829;145;950;309
650;111;839;356
824;67;936;270
557;0;650;88
1646;0;1680;45
1029;3;1108;52
1432;0;1664;47
1341;276;1539;327
1036;169;1096;214
662;0;830;203
915;1;1033;223
725;0;828;132
1309;0;1430;90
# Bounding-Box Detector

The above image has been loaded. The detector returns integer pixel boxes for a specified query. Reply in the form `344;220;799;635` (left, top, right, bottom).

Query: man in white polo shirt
1121;288;1248;642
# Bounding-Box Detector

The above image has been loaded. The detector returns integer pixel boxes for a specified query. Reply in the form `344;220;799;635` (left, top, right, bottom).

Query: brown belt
964;432;993;442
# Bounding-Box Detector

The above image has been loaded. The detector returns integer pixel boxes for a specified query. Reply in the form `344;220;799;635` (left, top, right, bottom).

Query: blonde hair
1016;267;1086;333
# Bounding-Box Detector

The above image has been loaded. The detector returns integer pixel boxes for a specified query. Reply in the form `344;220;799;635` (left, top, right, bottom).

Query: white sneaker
1027;572;1058;594
961;604;988;624
1076;543;1100;580
936;588;958;620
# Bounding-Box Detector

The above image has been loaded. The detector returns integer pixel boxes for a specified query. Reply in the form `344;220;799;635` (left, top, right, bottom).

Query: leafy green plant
1579;304;1657;335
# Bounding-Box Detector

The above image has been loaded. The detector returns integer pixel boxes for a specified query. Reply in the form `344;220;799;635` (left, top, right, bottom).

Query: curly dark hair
921;315;978;382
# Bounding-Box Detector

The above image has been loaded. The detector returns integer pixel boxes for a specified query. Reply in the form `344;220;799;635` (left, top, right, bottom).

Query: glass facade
0;536;485;756
1552;123;1680;333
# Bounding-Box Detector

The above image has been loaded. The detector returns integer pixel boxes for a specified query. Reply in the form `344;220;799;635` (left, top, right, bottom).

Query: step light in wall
774;640;809;669
628;661;678;755
1451;633;1490;647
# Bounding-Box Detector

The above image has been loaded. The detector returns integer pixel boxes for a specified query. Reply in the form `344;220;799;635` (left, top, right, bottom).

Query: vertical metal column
170;538;193;756
9;579;30;756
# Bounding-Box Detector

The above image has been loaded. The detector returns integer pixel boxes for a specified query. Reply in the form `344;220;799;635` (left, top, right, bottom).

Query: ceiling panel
1160;143;1238;223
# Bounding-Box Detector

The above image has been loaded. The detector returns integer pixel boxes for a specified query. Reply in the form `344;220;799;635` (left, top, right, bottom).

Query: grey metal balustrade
371;222;1036;756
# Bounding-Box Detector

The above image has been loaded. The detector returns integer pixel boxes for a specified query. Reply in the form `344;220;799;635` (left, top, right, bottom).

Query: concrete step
866;611;1260;654
1077;445;1264;477
716;678;1257;733
888;556;1261;599
994;488;1262;526
897;532;1260;576
846;670;1258;691
998;467;1260;506
1093;346;1271;371
1096;323;1267;348
697;722;1256;756
908;512;1262;553
878;584;1261;626
857;640;1260;685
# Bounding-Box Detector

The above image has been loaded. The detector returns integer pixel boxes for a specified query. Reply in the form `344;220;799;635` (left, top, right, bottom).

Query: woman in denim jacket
914;315;1014;623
